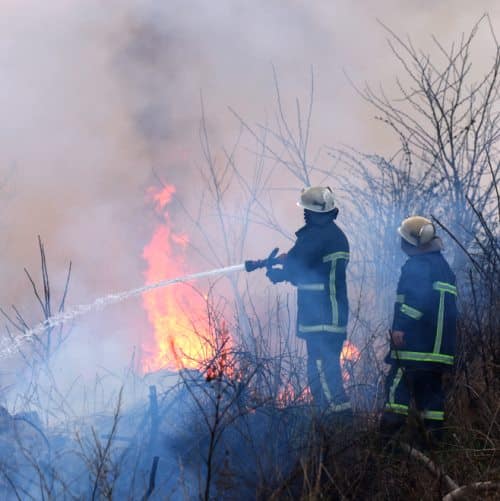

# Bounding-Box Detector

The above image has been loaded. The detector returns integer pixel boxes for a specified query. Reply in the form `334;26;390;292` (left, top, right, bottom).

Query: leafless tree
0;236;74;426
1;236;72;363
322;16;500;367
342;16;499;269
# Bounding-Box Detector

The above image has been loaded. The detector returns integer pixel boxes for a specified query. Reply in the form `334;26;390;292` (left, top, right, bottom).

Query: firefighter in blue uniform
381;216;457;440
266;186;351;415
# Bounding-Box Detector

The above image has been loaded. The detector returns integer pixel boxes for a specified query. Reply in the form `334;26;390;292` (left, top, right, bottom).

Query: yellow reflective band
386;405;444;420
385;403;409;415
390;350;454;365
433;281;457;295
389;368;404;407
329;402;351;413
297;283;325;291
422;410;444;421
396;294;405;303
400;303;423;320
433;290;445;353
432;281;456;354
323;251;350;327
316;359;333;403
323;251;350;262
298;324;347;334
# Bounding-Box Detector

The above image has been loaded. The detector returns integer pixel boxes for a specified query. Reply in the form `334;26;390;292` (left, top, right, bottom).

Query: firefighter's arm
283;232;323;285
392;260;432;338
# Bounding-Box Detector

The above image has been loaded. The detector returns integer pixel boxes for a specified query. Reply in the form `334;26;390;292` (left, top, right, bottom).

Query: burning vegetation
0;16;499;501
142;184;208;372
141;184;239;382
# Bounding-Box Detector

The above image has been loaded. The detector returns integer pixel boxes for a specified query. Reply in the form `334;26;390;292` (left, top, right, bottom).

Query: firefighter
265;186;351;416
381;216;457;442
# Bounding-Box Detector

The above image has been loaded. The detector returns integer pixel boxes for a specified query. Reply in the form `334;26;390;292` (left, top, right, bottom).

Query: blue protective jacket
390;251;457;369
282;217;349;339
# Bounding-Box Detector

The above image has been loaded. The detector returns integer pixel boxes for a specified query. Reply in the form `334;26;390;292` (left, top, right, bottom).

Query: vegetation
0;17;498;500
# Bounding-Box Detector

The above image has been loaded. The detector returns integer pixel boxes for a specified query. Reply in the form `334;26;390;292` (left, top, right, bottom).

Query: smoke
0;0;498;385
0;2;498;498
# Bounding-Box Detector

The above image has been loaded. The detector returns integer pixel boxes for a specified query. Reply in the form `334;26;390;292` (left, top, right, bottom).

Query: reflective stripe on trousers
316;359;351;413
384;366;445;421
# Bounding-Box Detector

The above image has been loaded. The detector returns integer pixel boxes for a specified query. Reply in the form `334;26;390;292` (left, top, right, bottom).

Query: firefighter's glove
266;267;286;284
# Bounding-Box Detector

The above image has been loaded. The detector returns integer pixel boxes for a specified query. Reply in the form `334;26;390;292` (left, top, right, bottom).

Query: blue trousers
382;364;445;436
305;335;350;412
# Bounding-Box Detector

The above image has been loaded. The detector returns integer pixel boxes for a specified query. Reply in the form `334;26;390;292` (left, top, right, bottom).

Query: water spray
0;250;283;359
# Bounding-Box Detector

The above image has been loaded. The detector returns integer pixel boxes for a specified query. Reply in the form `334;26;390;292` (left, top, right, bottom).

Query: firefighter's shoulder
401;254;432;278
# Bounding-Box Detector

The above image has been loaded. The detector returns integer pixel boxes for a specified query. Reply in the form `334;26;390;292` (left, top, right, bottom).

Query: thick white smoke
0;0;497;395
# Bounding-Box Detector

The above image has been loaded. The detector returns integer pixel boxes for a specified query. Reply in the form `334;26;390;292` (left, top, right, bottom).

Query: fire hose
0;249;284;358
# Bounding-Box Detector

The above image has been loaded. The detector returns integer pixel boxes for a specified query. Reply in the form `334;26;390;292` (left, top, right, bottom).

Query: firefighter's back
293;220;350;338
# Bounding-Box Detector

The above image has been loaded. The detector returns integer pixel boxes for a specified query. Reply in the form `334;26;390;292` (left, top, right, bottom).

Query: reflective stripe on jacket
391;251;457;369
283;219;349;338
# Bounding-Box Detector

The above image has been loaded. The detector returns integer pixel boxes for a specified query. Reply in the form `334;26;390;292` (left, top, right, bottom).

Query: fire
340;340;360;382
142;184;217;373
276;384;312;408
205;321;234;382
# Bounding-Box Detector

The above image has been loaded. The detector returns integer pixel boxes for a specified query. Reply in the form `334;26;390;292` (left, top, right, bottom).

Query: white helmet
297;186;337;213
398;216;436;247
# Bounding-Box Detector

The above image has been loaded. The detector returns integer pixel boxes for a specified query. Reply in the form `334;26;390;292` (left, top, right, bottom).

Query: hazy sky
0;1;498;375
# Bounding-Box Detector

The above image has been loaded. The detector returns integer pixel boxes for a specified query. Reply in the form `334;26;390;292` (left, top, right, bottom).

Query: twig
142;456;160;501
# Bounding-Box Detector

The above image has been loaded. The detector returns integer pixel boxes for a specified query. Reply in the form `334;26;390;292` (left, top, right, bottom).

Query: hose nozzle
245;248;281;272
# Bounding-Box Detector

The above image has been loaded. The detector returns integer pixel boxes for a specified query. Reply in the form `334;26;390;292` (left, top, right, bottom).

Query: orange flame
340;340;360;383
276;384;312;408
205;321;235;382
142;184;215;373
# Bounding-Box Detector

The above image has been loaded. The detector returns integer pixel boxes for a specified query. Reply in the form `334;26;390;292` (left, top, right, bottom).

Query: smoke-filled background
0;0;498;383
0;2;499;499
